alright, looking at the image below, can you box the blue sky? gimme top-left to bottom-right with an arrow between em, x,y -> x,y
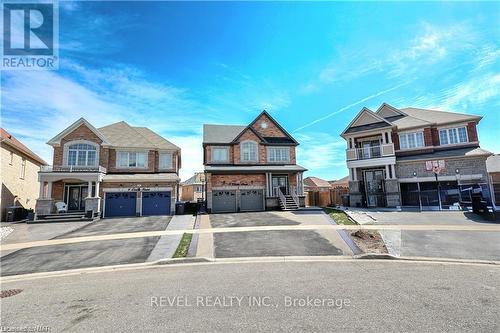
1,1 -> 499,180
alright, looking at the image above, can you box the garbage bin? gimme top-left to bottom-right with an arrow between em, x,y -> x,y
175,201 -> 186,215
5,206 -> 28,222
341,194 -> 350,207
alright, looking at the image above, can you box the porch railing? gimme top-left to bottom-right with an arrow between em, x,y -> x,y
290,186 -> 300,207
346,143 -> 394,161
40,165 -> 107,173
274,186 -> 286,204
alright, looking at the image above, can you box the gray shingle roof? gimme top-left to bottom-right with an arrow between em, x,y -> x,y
98,121 -> 179,150
396,147 -> 492,162
203,124 -> 246,144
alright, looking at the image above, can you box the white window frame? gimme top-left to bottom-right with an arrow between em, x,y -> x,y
438,126 -> 468,146
398,131 -> 425,150
63,140 -> 99,167
210,146 -> 229,163
240,140 -> 258,162
267,147 -> 290,163
20,158 -> 26,179
116,150 -> 148,169
159,152 -> 173,170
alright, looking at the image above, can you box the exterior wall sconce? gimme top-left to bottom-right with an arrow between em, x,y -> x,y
413,171 -> 417,177
455,169 -> 460,174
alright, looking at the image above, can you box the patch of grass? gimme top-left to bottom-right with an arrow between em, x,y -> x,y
323,207 -> 357,225
172,233 -> 193,258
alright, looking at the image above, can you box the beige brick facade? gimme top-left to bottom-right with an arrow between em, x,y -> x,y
1,145 -> 44,221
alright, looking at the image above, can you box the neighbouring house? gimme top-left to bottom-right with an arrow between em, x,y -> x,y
341,103 -> 493,210
304,176 -> 332,192
203,111 -> 306,213
1,129 -> 47,221
181,172 -> 206,202
36,118 -> 181,219
304,176 -> 348,207
329,176 -> 349,189
486,154 -> 500,211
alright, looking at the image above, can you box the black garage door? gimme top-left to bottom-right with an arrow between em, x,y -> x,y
105,192 -> 137,217
240,190 -> 264,212
142,191 -> 171,216
212,190 -> 237,213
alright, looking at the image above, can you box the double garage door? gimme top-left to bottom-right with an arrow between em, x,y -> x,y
212,190 -> 264,213
104,191 -> 171,217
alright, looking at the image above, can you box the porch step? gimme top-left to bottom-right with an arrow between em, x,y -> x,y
279,195 -> 299,211
41,213 -> 87,219
29,217 -> 94,224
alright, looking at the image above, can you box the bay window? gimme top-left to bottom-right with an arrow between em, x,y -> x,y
267,147 -> 290,162
117,151 -> 147,168
399,132 -> 424,149
439,127 -> 468,145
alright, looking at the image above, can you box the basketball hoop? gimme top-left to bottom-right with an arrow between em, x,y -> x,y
432,165 -> 442,175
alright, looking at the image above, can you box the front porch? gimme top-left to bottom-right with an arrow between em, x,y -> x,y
36,165 -> 106,216
348,166 -> 401,208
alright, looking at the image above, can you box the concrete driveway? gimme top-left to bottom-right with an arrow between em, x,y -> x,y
351,210 -> 500,261
0,216 -> 171,276
208,210 -> 353,258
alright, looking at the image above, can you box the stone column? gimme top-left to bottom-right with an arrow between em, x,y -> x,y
87,181 -> 92,198
39,181 -> 45,198
391,164 -> 396,179
385,165 -> 390,179
47,181 -> 53,199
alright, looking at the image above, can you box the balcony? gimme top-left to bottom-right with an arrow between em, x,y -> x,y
40,165 -> 107,173
346,143 -> 394,161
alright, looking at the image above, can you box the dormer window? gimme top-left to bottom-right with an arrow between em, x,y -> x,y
65,141 -> 98,166
240,141 -> 258,162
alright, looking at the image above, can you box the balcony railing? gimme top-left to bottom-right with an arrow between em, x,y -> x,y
40,165 -> 107,173
346,143 -> 394,161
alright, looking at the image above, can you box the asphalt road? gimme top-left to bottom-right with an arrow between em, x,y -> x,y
2,260 -> 498,332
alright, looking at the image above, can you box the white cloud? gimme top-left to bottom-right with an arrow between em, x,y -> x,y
296,132 -> 347,179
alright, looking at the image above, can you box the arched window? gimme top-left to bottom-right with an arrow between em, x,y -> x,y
66,142 -> 98,166
240,141 -> 258,162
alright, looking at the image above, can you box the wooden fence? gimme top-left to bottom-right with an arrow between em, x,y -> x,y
305,188 -> 349,207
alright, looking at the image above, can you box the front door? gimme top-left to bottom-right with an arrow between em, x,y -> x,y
67,185 -> 87,211
364,170 -> 385,207
272,176 -> 288,195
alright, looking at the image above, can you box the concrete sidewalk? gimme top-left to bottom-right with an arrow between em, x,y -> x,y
147,215 -> 195,261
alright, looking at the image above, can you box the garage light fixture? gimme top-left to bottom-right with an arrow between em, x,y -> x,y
413,171 -> 417,177
455,169 -> 460,174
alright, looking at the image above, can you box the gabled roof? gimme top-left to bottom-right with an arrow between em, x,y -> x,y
376,103 -> 407,118
203,110 -> 298,145
231,125 -> 266,144
341,107 -> 393,137
329,176 -> 349,188
47,118 -> 110,147
183,172 -> 206,185
342,104 -> 483,136
1,128 -> 47,165
304,176 -> 332,188
246,110 -> 298,145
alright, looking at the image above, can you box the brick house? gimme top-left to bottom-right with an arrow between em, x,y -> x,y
341,103 -> 493,210
203,111 -> 306,213
180,172 -> 206,202
1,129 -> 47,221
36,118 -> 181,218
